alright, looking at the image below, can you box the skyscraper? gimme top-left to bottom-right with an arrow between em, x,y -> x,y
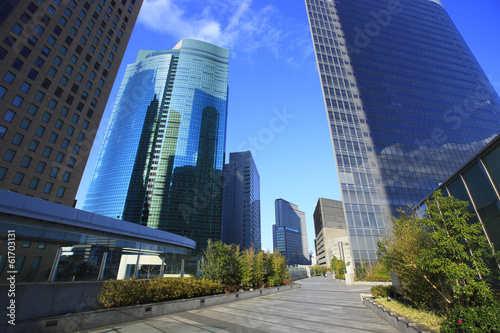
313,198 -> 350,266
273,199 -> 309,265
0,0 -> 143,206
306,0 -> 500,267
222,151 -> 261,250
84,39 -> 229,250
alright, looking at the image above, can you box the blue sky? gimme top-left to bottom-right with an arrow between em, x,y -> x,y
76,0 -> 500,253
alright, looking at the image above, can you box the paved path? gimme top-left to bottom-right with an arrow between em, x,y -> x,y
83,276 -> 397,333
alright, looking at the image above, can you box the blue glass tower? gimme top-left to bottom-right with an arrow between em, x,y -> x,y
84,39 -> 229,250
306,0 -> 500,267
273,199 -> 309,265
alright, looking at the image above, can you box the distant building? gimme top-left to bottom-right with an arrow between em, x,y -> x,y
313,198 -> 351,267
222,151 -> 261,250
306,0 -> 500,268
83,39 -> 229,250
273,199 -> 309,265
0,0 -> 143,206
417,134 -> 500,253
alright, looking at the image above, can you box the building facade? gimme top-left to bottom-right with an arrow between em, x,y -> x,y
222,151 -> 261,250
273,199 -> 309,265
84,39 -> 229,250
313,198 -> 350,267
306,0 -> 500,267
0,0 -> 143,206
417,134 -> 500,254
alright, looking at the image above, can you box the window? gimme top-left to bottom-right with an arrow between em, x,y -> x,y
20,156 -> 31,168
50,167 -> 59,178
3,149 -> 16,162
82,120 -> 89,129
57,186 -> 65,197
75,18 -> 82,27
61,107 -> 69,117
27,69 -> 38,80
48,36 -> 56,45
70,27 -> 77,36
4,71 -> 15,83
48,5 -> 56,15
41,46 -> 50,56
35,125 -> 45,137
70,55 -> 78,64
56,152 -> 64,162
86,81 -> 92,90
34,91 -> 44,102
67,126 -> 74,136
55,119 -> 63,129
62,139 -> 69,149
65,65 -> 73,74
90,71 -> 96,79
81,64 -> 87,72
62,171 -> 70,182
0,86 -> 6,98
43,182 -> 53,194
20,118 -> 31,130
49,132 -> 58,143
36,161 -> 46,173
35,25 -> 44,36
28,35 -> 37,46
48,67 -> 57,77
60,76 -> 68,86
0,125 -> 6,139
28,140 -> 38,151
34,57 -> 44,68
12,58 -> 24,70
77,132 -> 84,141
29,177 -> 39,190
22,241 -> 31,248
73,144 -> 80,154
41,113 -> 51,123
54,56 -> 62,66
59,46 -> 67,55
20,82 -> 30,93
42,79 -> 51,90
59,17 -> 67,26
12,95 -> 23,107
12,173 -> 24,185
80,36 -> 87,45
28,104 -> 38,115
68,157 -> 76,167
12,133 -> 24,145
42,146 -> 52,158
20,46 -> 31,58
3,110 -> 15,122
38,243 -> 45,249
76,74 -> 83,82
30,256 -> 42,274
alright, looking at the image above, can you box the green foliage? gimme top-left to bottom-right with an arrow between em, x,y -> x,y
312,265 -> 326,276
370,285 -> 393,298
99,278 -> 224,308
200,240 -> 291,289
440,301 -> 500,333
330,256 -> 346,279
355,264 -> 368,281
378,191 -> 496,312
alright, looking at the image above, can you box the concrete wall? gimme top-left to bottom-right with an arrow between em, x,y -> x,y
0,281 -> 105,327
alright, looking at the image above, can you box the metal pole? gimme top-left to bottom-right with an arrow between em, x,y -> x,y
180,259 -> 184,278
135,253 -> 140,279
98,252 -> 108,281
160,256 -> 165,277
196,260 -> 200,278
48,247 -> 63,283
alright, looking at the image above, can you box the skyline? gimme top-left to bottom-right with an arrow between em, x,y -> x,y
76,0 -> 500,253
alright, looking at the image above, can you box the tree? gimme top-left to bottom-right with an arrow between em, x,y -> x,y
378,191 -> 495,312
239,247 -> 255,289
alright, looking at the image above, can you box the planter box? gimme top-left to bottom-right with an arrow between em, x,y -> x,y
4,284 -> 297,333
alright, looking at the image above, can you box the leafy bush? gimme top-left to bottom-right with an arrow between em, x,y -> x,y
378,192 -> 496,312
441,302 -> 500,332
99,277 -> 224,308
201,240 -> 291,288
371,285 -> 393,298
330,257 -> 346,279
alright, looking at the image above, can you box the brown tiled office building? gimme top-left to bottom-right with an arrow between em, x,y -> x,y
0,0 -> 143,206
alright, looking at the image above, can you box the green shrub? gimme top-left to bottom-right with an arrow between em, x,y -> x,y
441,302 -> 500,332
371,285 -> 393,298
99,277 -> 224,308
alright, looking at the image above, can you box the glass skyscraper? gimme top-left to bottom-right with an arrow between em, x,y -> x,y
84,39 -> 229,250
306,0 -> 500,267
222,151 -> 261,250
273,199 -> 309,265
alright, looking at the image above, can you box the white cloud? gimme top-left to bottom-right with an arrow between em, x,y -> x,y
137,0 -> 299,59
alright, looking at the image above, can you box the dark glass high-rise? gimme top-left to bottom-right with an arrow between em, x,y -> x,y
305,0 -> 500,267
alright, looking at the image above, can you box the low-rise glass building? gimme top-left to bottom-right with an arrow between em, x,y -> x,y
0,189 -> 195,284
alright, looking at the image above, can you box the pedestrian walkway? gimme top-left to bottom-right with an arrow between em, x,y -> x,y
83,276 -> 398,332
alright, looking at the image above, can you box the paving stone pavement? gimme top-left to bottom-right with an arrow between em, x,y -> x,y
81,276 -> 398,333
